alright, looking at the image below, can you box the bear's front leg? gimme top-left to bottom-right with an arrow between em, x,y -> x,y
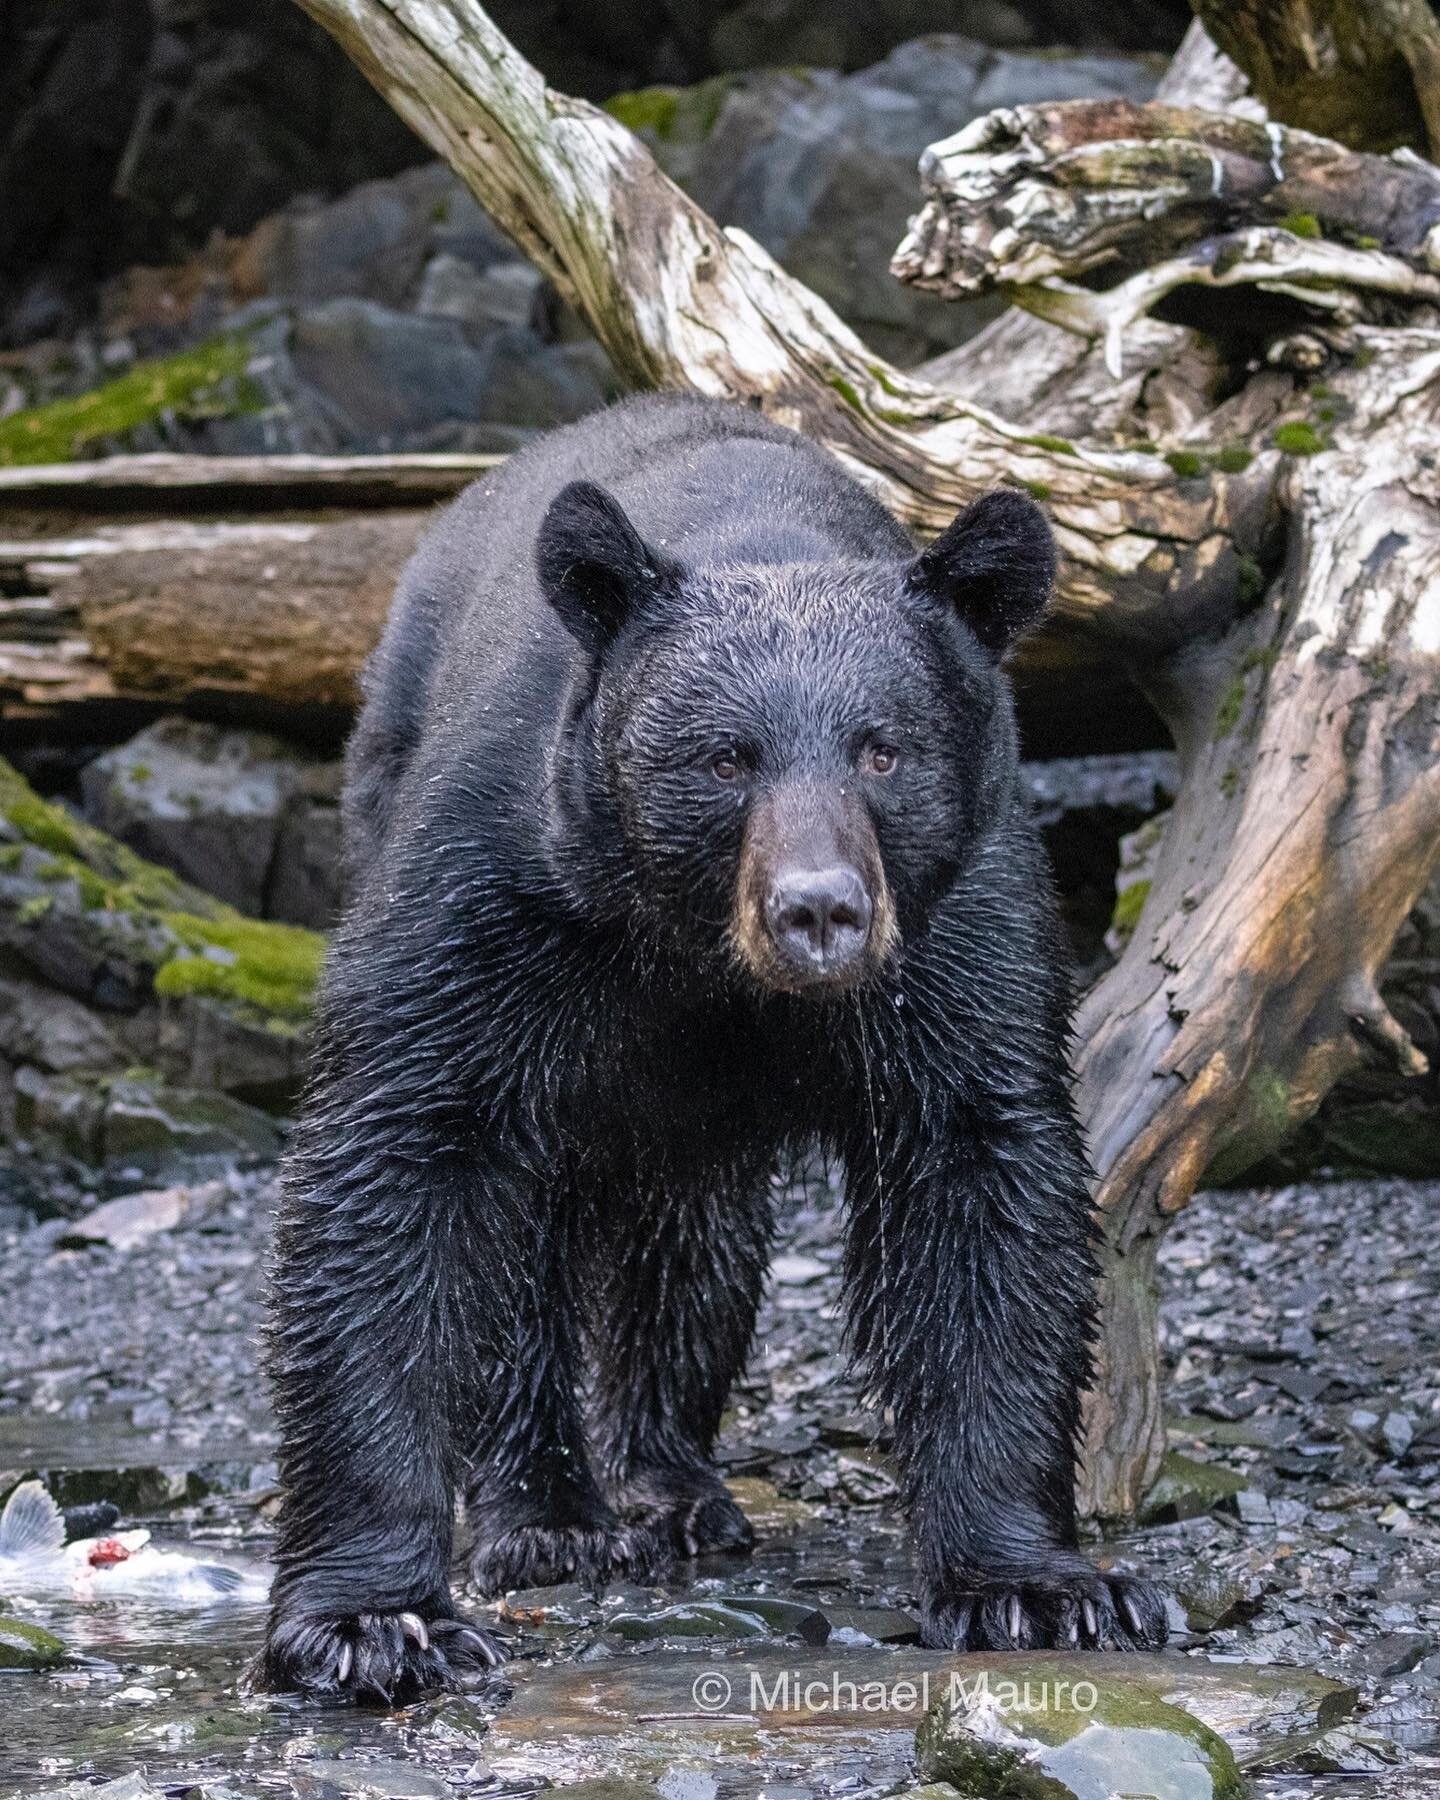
593,1173 -> 774,1559
461,1187 -> 662,1595
260,1121 -> 508,1701
841,1095 -> 1167,1653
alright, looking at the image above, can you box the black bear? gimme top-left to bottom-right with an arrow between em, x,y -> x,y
260,394 -> 1166,1699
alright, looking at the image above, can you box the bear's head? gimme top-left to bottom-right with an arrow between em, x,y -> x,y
538,479 -> 1054,997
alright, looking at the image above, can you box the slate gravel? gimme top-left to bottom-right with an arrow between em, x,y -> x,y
1,1165 -> 1437,1792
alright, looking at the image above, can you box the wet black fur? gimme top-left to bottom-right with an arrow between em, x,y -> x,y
260,394 -> 1166,1700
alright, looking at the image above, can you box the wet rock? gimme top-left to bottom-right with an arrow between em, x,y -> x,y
1359,1633 -> 1434,1679
1231,1488 -> 1275,1526
488,1651 -> 1357,1787
80,719 -> 328,920
0,1613 -> 66,1669
1140,1450 -> 1246,1524
265,761 -> 345,931
1383,1411 -> 1417,1460
819,1602 -> 920,1645
606,1594 -> 827,1644
30,1780 -> 163,1800
54,1177 -> 231,1250
303,1761 -> 454,1798
916,1676 -> 1245,1798
1,757 -> 317,1159
14,1068 -> 282,1176
771,1252 -> 829,1285
554,1784 -> 664,1800
1176,1569 -> 1264,1635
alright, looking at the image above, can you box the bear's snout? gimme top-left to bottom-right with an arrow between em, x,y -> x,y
731,781 -> 896,994
764,864 -> 872,985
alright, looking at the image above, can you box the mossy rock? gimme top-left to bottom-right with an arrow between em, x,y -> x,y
0,1615 -> 66,1670
1141,1449 -> 1246,1524
917,1672 -> 1245,1799
1,758 -> 323,1031
0,335 -> 262,466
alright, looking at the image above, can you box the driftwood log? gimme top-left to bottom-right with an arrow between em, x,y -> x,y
0,456 -> 497,726
8,0 -> 1436,1516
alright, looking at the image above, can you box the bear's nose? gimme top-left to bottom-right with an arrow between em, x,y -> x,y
765,866 -> 873,981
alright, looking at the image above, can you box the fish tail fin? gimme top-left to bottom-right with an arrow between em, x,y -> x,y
195,1564 -> 246,1594
0,1480 -> 66,1559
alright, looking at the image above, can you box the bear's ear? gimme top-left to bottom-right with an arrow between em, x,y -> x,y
536,480 -> 674,657
905,490 -> 1055,658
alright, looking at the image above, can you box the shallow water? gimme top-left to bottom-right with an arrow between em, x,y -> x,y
4,1174 -> 1440,1796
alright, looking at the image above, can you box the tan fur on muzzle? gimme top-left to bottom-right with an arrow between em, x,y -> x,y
729,782 -> 897,992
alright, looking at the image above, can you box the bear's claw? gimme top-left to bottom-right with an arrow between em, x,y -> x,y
258,1607 -> 509,1702
923,1567 -> 1167,1653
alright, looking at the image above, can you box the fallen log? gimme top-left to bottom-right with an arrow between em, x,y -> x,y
0,512 -> 422,726
0,450 -> 499,514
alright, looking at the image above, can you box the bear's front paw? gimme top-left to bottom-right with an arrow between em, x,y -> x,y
469,1519 -> 663,1596
923,1564 -> 1167,1652
628,1489 -> 756,1558
258,1606 -> 508,1702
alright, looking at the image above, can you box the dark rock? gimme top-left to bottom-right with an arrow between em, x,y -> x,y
1358,1633 -> 1434,1680
628,38 -> 1161,363
81,719 -> 321,919
1141,1451 -> 1246,1525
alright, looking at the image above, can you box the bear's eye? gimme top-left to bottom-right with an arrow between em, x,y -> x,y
866,744 -> 901,776
710,752 -> 741,783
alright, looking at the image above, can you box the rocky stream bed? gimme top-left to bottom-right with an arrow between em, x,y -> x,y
0,1163 -> 1437,1798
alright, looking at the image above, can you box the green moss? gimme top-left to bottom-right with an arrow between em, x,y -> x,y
1219,767 -> 1239,798
1204,1065 -> 1294,1185
1019,432 -> 1075,454
1109,879 -> 1151,941
1213,675 -> 1247,739
2,760 -> 199,915
1164,449 -> 1206,479
1353,346 -> 1376,369
127,763 -> 152,784
1021,480 -> 1052,500
1213,445 -> 1253,473
0,758 -> 322,1028
1213,648 -> 1277,742
1273,420 -> 1327,455
16,894 -> 52,925
1353,233 -> 1381,250
604,74 -> 735,144
1309,383 -> 1333,400
1236,552 -> 1265,604
1277,210 -> 1322,239
604,84 -> 680,138
826,375 -> 864,412
155,915 -> 323,1026
0,335 -> 260,466
4,791 -> 82,857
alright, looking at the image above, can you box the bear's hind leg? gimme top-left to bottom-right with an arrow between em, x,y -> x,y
462,1199 -> 661,1596
594,1174 -> 773,1560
